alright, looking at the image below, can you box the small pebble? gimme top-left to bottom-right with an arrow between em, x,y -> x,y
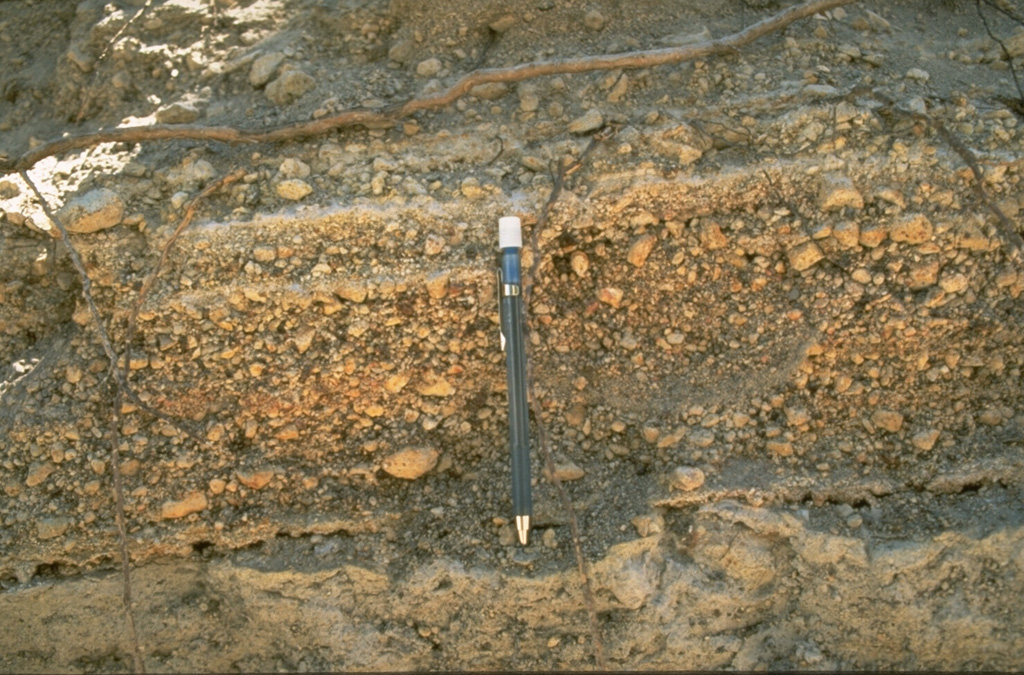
469,82 -> 509,100
565,403 -> 587,428
336,280 -> 367,303
518,85 -> 540,113
939,273 -> 969,294
236,469 -> 275,490
57,188 -> 125,234
875,187 -> 906,209
911,429 -> 940,451
155,102 -> 201,124
425,234 -> 446,256
276,179 -> 312,200
631,514 -> 664,537
906,68 -> 930,83
265,69 -> 315,105
627,235 -> 657,267
699,221 -> 728,250
252,245 -> 276,262
803,83 -> 839,98
818,174 -> 864,211
36,517 -> 72,540
384,373 -> 410,394
607,74 -> 628,103
550,461 -> 585,481
766,440 -> 794,456
833,221 -> 860,248
512,549 -> 537,565
871,410 -> 904,433
425,272 -> 449,299
417,376 -> 454,397
166,158 -> 216,191
568,109 -> 604,134
865,10 -> 891,31
170,191 -> 190,211
293,326 -> 316,354
785,407 -> 811,427
906,261 -> 939,289
890,214 -> 933,244
978,409 -> 1004,426
276,424 -> 299,441
278,158 -> 311,179
788,242 -> 824,272
382,446 -> 439,480
387,40 -> 415,64
670,466 -> 705,492
25,462 -> 56,487
460,177 -> 487,200
161,492 -> 208,520
598,287 -> 623,308
65,365 -> 83,384
489,15 -> 517,33
583,10 -> 605,31
570,250 -> 589,277
688,430 -> 715,448
859,224 -> 888,248
656,427 -> 686,449
249,51 -> 286,86
900,91 -> 928,112
416,58 -> 442,78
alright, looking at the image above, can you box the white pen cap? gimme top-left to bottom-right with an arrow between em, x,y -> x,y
499,216 -> 522,249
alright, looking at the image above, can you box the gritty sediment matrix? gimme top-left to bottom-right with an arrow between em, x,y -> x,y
1,0 -> 1023,670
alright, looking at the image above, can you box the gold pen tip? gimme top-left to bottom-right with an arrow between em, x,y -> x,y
516,515 -> 531,546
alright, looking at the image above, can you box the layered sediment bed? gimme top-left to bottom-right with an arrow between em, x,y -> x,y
2,0 -> 1024,669
3,501 -> 1023,671
3,144 -> 1024,669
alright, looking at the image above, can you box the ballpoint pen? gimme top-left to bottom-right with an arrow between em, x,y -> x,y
497,216 -> 532,546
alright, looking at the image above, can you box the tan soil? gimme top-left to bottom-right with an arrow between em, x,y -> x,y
1,0 -> 1024,670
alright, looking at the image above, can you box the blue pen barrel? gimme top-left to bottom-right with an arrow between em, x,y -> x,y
500,246 -> 521,285
500,246 -> 532,531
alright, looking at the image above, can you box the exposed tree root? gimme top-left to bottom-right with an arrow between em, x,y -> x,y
0,0 -> 854,176
18,169 -> 241,675
523,126 -> 616,669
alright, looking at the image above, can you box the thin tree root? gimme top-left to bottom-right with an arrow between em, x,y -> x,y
0,0 -> 854,176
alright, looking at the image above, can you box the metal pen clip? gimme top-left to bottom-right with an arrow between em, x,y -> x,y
496,268 -> 507,352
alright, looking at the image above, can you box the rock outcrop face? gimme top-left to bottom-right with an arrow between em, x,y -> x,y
1,0 -> 1024,670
